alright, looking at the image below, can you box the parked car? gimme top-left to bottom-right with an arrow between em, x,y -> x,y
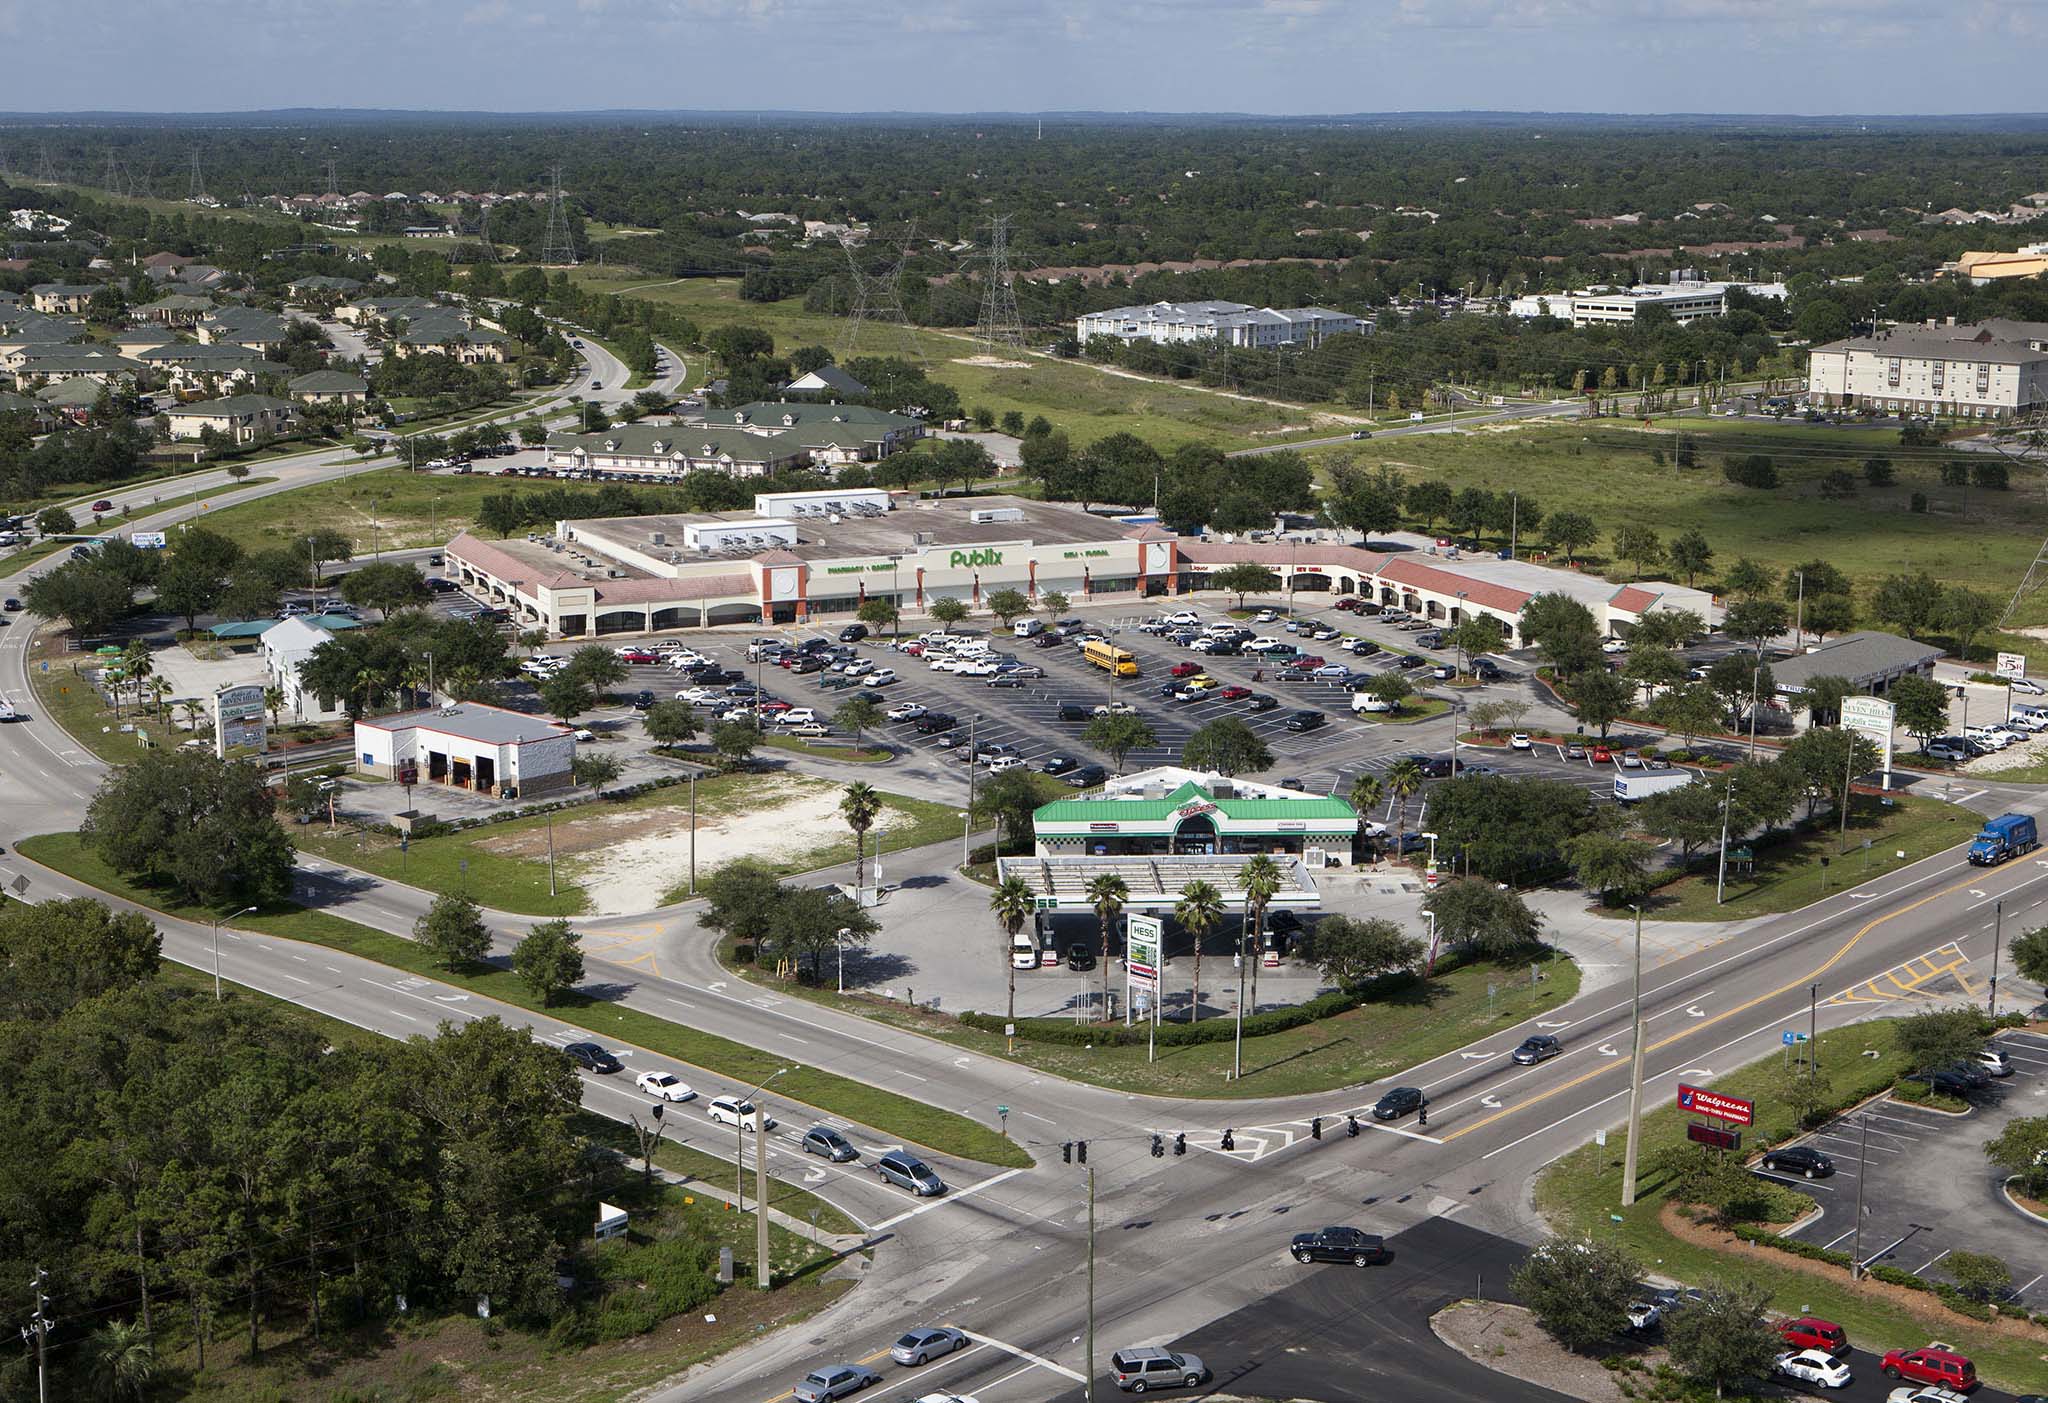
1509,732 -> 1533,750
1064,764 -> 1107,787
563,1042 -> 622,1074
1247,693 -> 1279,712
1110,1347 -> 1208,1394
1289,1225 -> 1389,1266
1284,709 -> 1327,732
801,1126 -> 858,1162
1977,1046 -> 2014,1077
1511,1034 -> 1561,1065
1879,1347 -> 1975,1391
634,1071 -> 695,1102
1067,943 -> 1097,970
1778,1317 -> 1849,1355
1775,1350 -> 1854,1389
1760,1145 -> 1835,1179
791,1363 -> 882,1402
887,702 -> 928,722
1041,755 -> 1079,775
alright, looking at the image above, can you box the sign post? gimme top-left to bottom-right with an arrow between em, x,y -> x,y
1998,652 -> 2028,721
212,682 -> 268,760
1126,913 -> 1163,1063
1677,1082 -> 1752,1151
1840,695 -> 1896,791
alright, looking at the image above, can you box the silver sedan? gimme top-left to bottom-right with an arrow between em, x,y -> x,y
891,1325 -> 969,1366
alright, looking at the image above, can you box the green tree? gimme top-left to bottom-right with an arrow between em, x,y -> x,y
856,596 -> 900,638
1636,780 -> 1726,862
1664,1279 -> 1780,1398
642,698 -> 698,748
1721,557 -> 1778,600
1986,1115 -> 2048,1196
1947,1251 -> 2012,1303
1303,914 -> 1421,987
834,694 -> 883,748
1631,608 -> 1707,652
1446,615 -> 1504,674
1405,479 -> 1453,529
86,1319 -> 159,1403
1385,758 -> 1424,858
1181,716 -> 1273,776
1722,598 -> 1789,653
1174,878 -> 1224,1022
339,560 -> 430,616
1869,570 -> 1944,640
25,557 -> 139,638
1667,527 -> 1714,586
929,596 -> 969,631
80,750 -> 294,907
989,875 -> 1036,1031
1566,828 -> 1653,906
511,917 -> 584,1006
2009,927 -> 2048,986
1085,872 -> 1129,1008
698,859 -> 786,950
565,643 -> 628,692
710,719 -> 759,771
1941,586 -> 2000,662
840,782 -> 883,898
1082,711 -> 1157,774
1508,1237 -> 1642,1353
985,587 -> 1031,631
300,527 -> 355,588
1210,561 -> 1281,609
1365,670 -> 1413,714
570,751 -> 623,797
1347,773 -> 1384,822
1802,592 -> 1857,643
1039,589 -> 1071,620
1541,510 -> 1597,565
972,768 -> 1058,854
35,505 -> 76,536
1422,878 -> 1544,965
1864,456 -> 1895,487
1240,853 -> 1283,1011
1570,668 -> 1631,739
1889,672 -> 1951,750
1894,1007 -> 1986,1074
413,890 -> 490,971
1519,592 -> 1602,677
0,896 -> 160,1023
1610,524 -> 1664,579
1706,653 -> 1773,731
538,671 -> 595,724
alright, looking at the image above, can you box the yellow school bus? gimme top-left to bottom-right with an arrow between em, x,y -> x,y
1083,639 -> 1139,677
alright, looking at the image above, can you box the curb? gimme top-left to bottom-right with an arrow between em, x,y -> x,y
1999,1177 -> 2048,1229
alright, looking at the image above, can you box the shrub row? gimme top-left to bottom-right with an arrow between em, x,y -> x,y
1732,1226 -> 2031,1326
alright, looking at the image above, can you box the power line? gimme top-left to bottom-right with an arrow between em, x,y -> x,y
19,1266 -> 51,1403
186,147 -> 206,204
841,222 -> 922,364
974,214 -> 1025,353
539,166 -> 577,267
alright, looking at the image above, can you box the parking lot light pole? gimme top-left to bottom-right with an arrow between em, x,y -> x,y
1849,1113 -> 1871,1276
212,905 -> 259,1001
837,925 -> 850,995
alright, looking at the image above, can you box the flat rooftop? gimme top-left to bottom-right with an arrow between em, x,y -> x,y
359,701 -> 569,746
1372,532 -> 1697,612
571,494 -> 1139,564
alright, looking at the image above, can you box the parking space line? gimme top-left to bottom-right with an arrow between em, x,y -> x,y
1915,1247 -> 1952,1274
1820,1227 -> 1858,1250
1753,1169 -> 1836,1191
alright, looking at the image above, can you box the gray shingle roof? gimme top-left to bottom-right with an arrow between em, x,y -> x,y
1771,630 -> 1943,692
359,702 -> 570,746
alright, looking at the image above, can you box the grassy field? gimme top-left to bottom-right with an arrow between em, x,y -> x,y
566,271 -> 1353,453
1324,419 -> 2048,630
18,830 -> 1028,1167
27,633 -> 188,763
297,770 -> 961,915
1535,1019 -> 2048,1393
1644,794 -> 1979,921
183,464 -> 606,555
748,949 -> 1580,1099
759,733 -> 892,763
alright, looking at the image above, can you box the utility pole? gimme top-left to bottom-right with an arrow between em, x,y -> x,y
1990,898 -> 2004,1019
19,1266 -> 50,1403
1793,568 -> 1806,650
688,774 -> 697,894
755,1115 -> 771,1290
1809,983 -> 1820,1072
1838,733 -> 1856,853
1715,779 -> 1733,905
1849,1114 -> 1870,1277
1621,906 -> 1647,1207
1085,1166 -> 1097,1403
546,809 -> 557,897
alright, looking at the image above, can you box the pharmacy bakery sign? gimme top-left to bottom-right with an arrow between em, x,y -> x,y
949,548 -> 1004,569
1675,1084 -> 1753,1126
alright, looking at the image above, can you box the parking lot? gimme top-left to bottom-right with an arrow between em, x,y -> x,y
1772,1031 -> 2048,1306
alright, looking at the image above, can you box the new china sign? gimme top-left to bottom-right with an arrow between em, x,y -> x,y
1675,1084 -> 1753,1126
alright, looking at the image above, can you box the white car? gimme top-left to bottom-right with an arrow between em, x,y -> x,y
676,686 -> 720,704
1509,732 -> 1532,750
1625,1301 -> 1660,1332
840,660 -> 873,677
2012,677 -> 2047,696
987,755 -> 1024,773
705,1095 -> 774,1130
863,670 -> 900,688
1247,636 -> 1285,653
635,1071 -> 696,1102
1011,933 -> 1038,970
573,727 -> 597,742
887,702 -> 928,721
1885,1385 -> 1966,1403
1602,638 -> 1627,654
1254,609 -> 1280,623
788,721 -> 831,737
929,656 -> 965,672
1775,1350 -> 1852,1389
1163,610 -> 1199,626
913,1394 -> 982,1403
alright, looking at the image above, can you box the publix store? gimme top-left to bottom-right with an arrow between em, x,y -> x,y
1031,769 -> 1360,860
446,488 -> 1182,635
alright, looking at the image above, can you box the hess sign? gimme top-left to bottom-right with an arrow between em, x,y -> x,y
1675,1083 -> 1753,1126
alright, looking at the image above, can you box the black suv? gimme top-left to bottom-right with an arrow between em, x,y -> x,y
838,623 -> 868,642
914,712 -> 959,734
1290,1226 -> 1390,1267
1284,709 -> 1327,732
1057,701 -> 1092,722
1409,754 -> 1454,779
1246,693 -> 1279,712
563,1042 -> 622,1074
1064,763 -> 1107,787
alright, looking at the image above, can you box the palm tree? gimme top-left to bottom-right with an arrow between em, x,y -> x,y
178,698 -> 205,735
990,875 -> 1036,1034
148,675 -> 170,718
1084,872 -> 1129,1015
1385,758 -> 1425,864
1239,854 -> 1283,1014
1347,774 -> 1384,860
120,640 -> 153,715
1174,879 -> 1224,1022
88,1319 -> 157,1403
840,782 -> 882,904
262,683 -> 285,726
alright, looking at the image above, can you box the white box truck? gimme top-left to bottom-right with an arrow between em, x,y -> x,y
1613,770 -> 1695,803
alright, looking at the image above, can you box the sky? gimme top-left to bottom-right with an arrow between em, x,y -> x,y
2,0 -> 2046,116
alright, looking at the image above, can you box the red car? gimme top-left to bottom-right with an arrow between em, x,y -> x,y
1880,1348 -> 1974,1391
1778,1318 -> 1847,1355
1219,685 -> 1252,701
756,699 -> 793,714
1287,655 -> 1325,671
91,499 -> 112,512
1334,598 -> 1364,613
1590,745 -> 1613,764
617,648 -> 656,664
1169,661 -> 1202,678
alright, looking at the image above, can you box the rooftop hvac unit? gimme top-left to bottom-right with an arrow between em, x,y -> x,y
606,569 -> 622,578
651,531 -> 665,545
828,513 -> 842,524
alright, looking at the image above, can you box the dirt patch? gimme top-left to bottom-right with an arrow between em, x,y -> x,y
475,775 -> 913,916
950,355 -> 1032,369
1656,1202 -> 2048,1344
1432,1298 -> 1629,1403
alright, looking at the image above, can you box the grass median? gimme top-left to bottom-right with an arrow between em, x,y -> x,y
1535,1019 -> 2048,1392
18,830 -> 1030,1169
1643,794 -> 1979,921
732,942 -> 1580,1099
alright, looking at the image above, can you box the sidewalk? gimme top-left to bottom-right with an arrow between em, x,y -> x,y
1523,886 -> 1759,995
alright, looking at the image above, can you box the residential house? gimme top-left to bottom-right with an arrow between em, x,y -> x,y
386,314 -> 508,363
334,295 -> 441,327
29,283 -> 97,315
288,369 -> 369,406
710,401 -> 922,461
132,293 -> 213,327
1075,299 -> 1363,349
1,347 -> 140,389
198,308 -> 293,352
543,424 -> 814,479
164,393 -> 296,444
784,365 -> 869,398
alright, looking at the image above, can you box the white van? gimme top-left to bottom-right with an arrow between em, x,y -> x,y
1351,692 -> 1392,715
1014,619 -> 1046,638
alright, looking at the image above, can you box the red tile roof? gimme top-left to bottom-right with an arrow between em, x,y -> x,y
1175,540 -> 1390,573
1376,557 -> 1532,614
1609,585 -> 1660,613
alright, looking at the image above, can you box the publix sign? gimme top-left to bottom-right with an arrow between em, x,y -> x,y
949,548 -> 1004,568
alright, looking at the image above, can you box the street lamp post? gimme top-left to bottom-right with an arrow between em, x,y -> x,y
837,925 -> 850,995
1715,779 -> 1734,905
1990,898 -> 2004,1020
1621,905 -> 1646,1207
733,1067 -> 789,1290
212,905 -> 259,1001
959,810 -> 971,868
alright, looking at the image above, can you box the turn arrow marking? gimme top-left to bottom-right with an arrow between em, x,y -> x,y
1598,1044 -> 1619,1057
1460,1051 -> 1495,1061
1480,1095 -> 1502,1108
1970,890 -> 1988,899
1536,1020 -> 1572,1029
1686,1006 -> 1706,1017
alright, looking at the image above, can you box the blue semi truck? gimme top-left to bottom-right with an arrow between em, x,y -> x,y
1968,812 -> 2039,866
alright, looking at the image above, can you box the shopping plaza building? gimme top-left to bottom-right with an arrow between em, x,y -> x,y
445,487 -> 1715,639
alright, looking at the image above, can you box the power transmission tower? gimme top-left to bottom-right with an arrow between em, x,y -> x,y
103,150 -> 123,196
975,213 -> 1025,353
325,157 -> 338,196
539,166 -> 577,267
476,201 -> 499,262
35,143 -> 57,186
1994,416 -> 2048,625
19,1266 -> 51,1403
187,148 -> 206,202
840,223 -> 922,363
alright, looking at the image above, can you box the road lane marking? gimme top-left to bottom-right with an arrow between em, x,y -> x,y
865,1167 -> 1027,1232
957,1328 -> 1087,1382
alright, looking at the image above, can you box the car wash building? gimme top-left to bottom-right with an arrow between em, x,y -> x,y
353,702 -> 575,798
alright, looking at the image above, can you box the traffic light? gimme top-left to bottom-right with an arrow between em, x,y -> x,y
650,1103 -> 663,1121
1062,1140 -> 1073,1164
1311,1116 -> 1322,1140
1221,1128 -> 1235,1152
1077,1140 -> 1088,1164
1174,1133 -> 1186,1156
1347,1114 -> 1359,1138
1151,1134 -> 1163,1158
